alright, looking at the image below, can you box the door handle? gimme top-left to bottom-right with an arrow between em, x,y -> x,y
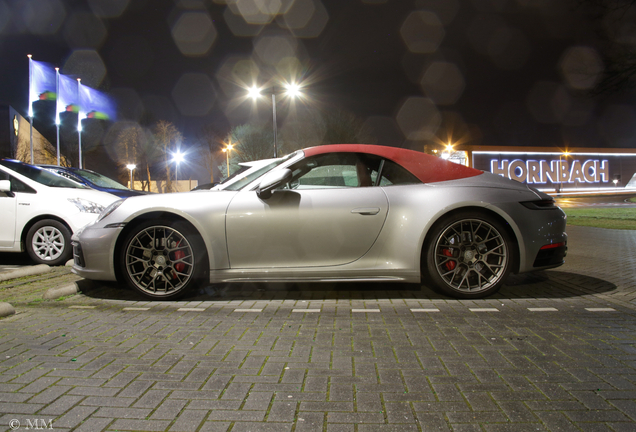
351,207 -> 380,215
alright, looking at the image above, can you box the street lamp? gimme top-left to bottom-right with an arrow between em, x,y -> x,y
126,164 -> 136,190
172,151 -> 184,192
247,81 -> 304,158
222,143 -> 234,177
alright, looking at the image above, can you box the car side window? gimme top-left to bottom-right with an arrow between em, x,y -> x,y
378,159 -> 421,186
11,176 -> 36,194
287,153 -> 382,189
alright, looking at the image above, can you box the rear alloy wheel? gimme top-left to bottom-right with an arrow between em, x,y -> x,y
121,220 -> 201,300
26,220 -> 72,266
426,213 -> 512,298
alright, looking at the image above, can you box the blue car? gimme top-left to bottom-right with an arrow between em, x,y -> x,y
39,165 -> 147,198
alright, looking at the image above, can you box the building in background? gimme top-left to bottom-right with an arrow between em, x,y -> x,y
1,105 -> 59,164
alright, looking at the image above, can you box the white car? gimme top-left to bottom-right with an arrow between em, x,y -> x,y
0,159 -> 119,266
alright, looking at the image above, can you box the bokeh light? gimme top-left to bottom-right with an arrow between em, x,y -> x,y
171,11 -> 217,56
278,0 -> 328,38
19,0 -> 66,35
253,34 -> 299,66
420,61 -> 465,105
87,0 -> 130,18
215,56 -> 260,98
559,46 -> 604,90
396,97 -> 441,141
400,11 -> 444,54
171,73 -> 216,116
466,14 -> 530,70
62,49 -> 107,88
223,6 -> 264,37
63,12 -> 107,49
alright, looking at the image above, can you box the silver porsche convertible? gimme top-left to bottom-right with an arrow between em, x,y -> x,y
71,144 -> 567,299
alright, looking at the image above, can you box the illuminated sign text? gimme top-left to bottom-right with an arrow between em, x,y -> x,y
490,159 -> 609,184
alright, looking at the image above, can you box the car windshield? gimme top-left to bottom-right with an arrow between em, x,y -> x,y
73,169 -> 128,190
221,153 -> 298,191
0,160 -> 87,189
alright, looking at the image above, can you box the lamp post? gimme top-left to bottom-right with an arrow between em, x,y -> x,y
173,151 -> 184,192
222,143 -> 234,177
126,164 -> 136,190
248,82 -> 303,158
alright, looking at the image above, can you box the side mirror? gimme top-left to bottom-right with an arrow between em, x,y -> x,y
0,180 -> 10,193
256,169 -> 292,199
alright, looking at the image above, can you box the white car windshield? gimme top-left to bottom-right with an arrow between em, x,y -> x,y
0,160 -> 88,189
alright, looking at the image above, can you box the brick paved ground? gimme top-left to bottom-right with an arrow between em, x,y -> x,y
1,225 -> 635,431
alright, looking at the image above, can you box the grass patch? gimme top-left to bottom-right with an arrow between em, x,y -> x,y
564,208 -> 636,230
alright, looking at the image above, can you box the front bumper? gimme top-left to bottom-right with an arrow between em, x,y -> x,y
70,225 -> 122,281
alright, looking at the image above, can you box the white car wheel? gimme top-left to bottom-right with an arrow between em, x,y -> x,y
26,220 -> 72,266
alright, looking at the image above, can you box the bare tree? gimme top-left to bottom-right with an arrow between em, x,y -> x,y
153,120 -> 183,192
577,0 -> 636,93
197,123 -> 226,183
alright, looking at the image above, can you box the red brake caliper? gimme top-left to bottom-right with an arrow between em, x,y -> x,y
442,249 -> 456,271
173,241 -> 186,273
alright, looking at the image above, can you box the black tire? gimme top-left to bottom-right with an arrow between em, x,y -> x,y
26,219 -> 72,266
424,211 -> 513,299
120,219 -> 206,300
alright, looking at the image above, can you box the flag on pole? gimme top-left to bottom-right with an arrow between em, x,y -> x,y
78,84 -> 116,121
28,59 -> 56,117
57,73 -> 80,119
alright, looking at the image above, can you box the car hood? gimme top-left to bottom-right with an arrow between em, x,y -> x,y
49,187 -> 120,206
116,189 -> 238,216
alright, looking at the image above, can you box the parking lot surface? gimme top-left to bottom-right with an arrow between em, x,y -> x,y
1,225 -> 635,431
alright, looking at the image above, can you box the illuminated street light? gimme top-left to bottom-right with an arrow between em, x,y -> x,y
247,81 -> 304,158
172,151 -> 184,192
222,142 -> 234,177
126,164 -> 136,190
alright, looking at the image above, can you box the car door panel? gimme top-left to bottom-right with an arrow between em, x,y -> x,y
225,188 -> 388,268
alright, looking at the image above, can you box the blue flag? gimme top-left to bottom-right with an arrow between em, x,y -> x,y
79,83 -> 116,121
58,74 -> 79,115
29,60 -> 56,117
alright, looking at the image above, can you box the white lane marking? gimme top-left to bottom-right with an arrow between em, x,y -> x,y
292,309 -> 321,313
411,308 -> 440,312
585,308 -> 616,312
233,309 -> 263,312
351,309 -> 380,313
469,308 -> 500,312
68,306 -> 96,309
178,308 -> 205,312
528,307 -> 558,312
122,307 -> 150,311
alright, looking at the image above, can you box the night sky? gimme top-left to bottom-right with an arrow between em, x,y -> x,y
2,0 -> 636,180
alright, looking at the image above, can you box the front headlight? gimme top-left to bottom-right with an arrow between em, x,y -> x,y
68,198 -> 105,214
96,199 -> 125,222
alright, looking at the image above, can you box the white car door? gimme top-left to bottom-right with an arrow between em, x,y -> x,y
0,174 -> 17,248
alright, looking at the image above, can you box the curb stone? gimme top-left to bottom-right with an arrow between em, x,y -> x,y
0,302 -> 16,317
43,283 -> 79,300
0,264 -> 51,283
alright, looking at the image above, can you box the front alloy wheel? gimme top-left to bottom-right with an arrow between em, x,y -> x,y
122,221 -> 198,299
26,219 -> 72,266
426,215 -> 511,298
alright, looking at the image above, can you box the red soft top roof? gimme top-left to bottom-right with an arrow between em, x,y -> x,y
302,144 -> 482,184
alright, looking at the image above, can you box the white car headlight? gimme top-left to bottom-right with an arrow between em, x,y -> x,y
96,198 -> 125,222
68,198 -> 105,214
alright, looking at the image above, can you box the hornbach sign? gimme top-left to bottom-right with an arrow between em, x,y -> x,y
471,151 -> 636,191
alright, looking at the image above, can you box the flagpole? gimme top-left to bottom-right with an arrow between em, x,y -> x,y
28,54 -> 33,164
77,78 -> 82,169
55,68 -> 60,166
